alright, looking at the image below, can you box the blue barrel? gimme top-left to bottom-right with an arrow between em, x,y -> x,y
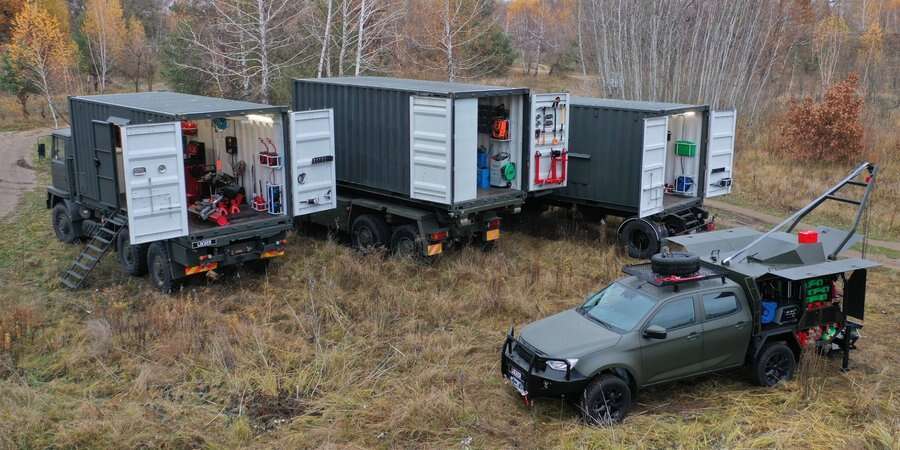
478,168 -> 491,189
477,151 -> 489,169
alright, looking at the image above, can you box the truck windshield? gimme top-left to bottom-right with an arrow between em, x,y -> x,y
578,283 -> 657,331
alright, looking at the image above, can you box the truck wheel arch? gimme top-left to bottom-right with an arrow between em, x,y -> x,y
593,366 -> 638,396
750,332 -> 802,364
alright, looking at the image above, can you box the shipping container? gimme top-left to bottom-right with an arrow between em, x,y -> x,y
48,92 -> 337,291
292,77 -> 571,255
540,97 -> 736,258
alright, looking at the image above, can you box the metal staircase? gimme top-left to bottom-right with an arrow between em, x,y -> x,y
60,213 -> 127,289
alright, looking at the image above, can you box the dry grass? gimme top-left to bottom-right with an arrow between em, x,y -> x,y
728,105 -> 900,242
0,154 -> 898,449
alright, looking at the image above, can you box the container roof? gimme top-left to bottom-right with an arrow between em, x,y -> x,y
297,76 -> 529,96
71,92 -> 285,118
571,96 -> 704,113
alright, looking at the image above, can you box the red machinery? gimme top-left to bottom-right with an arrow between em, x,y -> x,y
534,149 -> 568,185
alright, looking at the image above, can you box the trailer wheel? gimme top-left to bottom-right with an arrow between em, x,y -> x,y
618,219 -> 664,259
351,214 -> 390,252
116,229 -> 148,276
579,374 -> 632,425
52,203 -> 78,243
752,342 -> 796,387
390,224 -> 421,258
147,242 -> 179,294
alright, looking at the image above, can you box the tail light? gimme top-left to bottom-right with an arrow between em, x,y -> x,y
430,230 -> 448,242
487,218 -> 501,230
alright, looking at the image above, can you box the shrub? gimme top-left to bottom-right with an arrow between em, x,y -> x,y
779,74 -> 864,162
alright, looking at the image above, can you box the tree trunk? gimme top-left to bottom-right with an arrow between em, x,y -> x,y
318,0 -> 335,78
17,92 -> 30,118
354,0 -> 367,76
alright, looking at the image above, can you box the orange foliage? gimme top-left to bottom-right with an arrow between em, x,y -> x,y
779,74 -> 864,163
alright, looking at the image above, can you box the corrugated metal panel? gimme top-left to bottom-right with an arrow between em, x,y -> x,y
72,92 -> 285,118
297,76 -> 528,97
69,97 -> 173,205
556,100 -> 709,214
294,79 -> 413,196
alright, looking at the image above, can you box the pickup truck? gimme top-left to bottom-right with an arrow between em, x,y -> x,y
500,162 -> 879,424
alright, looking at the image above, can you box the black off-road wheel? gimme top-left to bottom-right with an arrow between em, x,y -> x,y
117,229 -> 148,276
618,219 -> 664,259
390,224 -> 421,258
147,242 -> 179,294
351,214 -> 390,253
579,374 -> 632,425
650,251 -> 700,276
753,342 -> 796,387
52,203 -> 78,243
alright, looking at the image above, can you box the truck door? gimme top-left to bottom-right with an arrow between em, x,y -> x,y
704,110 -> 736,198
121,122 -> 189,245
640,296 -> 704,385
639,116 -> 668,218
289,109 -> 337,216
528,93 -> 570,192
698,290 -> 751,371
92,121 -> 120,208
410,96 -> 452,204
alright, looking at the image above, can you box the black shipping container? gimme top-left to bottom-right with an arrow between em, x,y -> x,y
293,77 -> 572,211
553,97 -> 736,219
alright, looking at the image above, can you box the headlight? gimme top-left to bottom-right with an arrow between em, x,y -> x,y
546,359 -> 578,371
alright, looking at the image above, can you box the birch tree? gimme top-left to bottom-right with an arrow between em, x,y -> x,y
7,3 -> 74,127
316,0 -> 334,77
82,0 -> 127,93
175,0 -> 310,102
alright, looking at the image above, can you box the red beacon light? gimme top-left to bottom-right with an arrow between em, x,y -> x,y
798,230 -> 818,244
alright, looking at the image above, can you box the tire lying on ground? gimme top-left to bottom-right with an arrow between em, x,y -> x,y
651,251 -> 700,276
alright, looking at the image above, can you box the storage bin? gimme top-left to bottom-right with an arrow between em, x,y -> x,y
675,176 -> 694,193
761,301 -> 778,324
675,140 -> 696,157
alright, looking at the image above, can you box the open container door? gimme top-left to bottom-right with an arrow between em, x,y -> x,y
528,92 -> 570,192
289,109 -> 337,216
121,122 -> 189,244
705,110 -> 736,198
410,96 -> 452,204
92,121 -> 120,208
639,116 -> 668,218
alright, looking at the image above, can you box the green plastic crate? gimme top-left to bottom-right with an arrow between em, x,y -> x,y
675,140 -> 696,157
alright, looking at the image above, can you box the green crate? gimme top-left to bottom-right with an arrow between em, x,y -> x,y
675,140 -> 696,157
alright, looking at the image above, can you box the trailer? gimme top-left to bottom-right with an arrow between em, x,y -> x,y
47,92 -> 336,292
538,97 -> 736,258
292,77 -> 570,257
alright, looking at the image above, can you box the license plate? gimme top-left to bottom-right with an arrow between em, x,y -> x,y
508,367 -> 522,380
508,369 -> 527,395
192,238 -> 217,249
427,243 -> 443,256
486,229 -> 500,241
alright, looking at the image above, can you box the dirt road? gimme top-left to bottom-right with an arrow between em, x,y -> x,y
0,129 -> 47,221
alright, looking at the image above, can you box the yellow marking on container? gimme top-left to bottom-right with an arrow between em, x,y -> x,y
486,229 -> 500,241
427,243 -> 443,256
261,249 -> 286,259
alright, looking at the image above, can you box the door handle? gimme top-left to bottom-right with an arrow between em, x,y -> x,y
734,321 -> 746,328
93,157 -> 101,167
685,332 -> 699,341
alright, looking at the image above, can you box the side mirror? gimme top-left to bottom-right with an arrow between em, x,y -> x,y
643,325 -> 667,340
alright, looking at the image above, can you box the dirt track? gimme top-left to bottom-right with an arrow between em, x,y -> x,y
0,129 -> 47,221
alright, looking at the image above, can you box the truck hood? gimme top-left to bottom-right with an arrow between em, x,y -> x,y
519,309 -> 621,357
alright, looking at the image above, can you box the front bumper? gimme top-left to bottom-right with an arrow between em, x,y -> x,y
500,333 -> 590,399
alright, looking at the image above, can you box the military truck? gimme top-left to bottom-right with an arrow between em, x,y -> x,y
47,92 -> 337,292
501,163 -> 878,423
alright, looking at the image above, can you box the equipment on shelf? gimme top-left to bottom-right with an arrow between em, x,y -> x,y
266,183 -> 284,215
490,151 -> 515,188
258,137 -> 281,167
675,175 -> 694,194
225,135 -> 238,154
181,120 -> 198,136
492,118 -> 509,140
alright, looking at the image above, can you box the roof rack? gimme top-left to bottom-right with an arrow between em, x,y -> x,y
623,263 -> 726,290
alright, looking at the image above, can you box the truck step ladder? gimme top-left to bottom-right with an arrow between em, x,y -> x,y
60,213 -> 127,289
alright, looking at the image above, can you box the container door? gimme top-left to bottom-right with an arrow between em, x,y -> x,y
289,109 -> 337,216
705,110 -> 736,198
121,122 -> 189,244
528,92 -> 570,192
639,116 -> 668,218
410,96 -> 452,204
92,121 -> 120,208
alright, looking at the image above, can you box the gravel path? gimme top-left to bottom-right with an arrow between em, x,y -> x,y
0,129 -> 48,221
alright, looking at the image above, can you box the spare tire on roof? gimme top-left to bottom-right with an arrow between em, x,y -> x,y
651,251 -> 700,277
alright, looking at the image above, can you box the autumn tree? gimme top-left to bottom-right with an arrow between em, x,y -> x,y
82,0 -> 127,93
0,54 -> 38,118
120,16 -> 150,91
7,3 -> 74,127
0,0 -> 23,43
506,0 -> 573,76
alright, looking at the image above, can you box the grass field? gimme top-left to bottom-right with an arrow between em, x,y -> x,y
0,156 -> 897,449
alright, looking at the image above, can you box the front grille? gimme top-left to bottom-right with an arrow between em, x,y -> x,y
514,339 -> 536,362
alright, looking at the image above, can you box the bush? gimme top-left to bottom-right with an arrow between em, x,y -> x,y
779,74 -> 864,162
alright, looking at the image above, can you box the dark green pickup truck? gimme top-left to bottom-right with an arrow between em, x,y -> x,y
501,163 -> 878,424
